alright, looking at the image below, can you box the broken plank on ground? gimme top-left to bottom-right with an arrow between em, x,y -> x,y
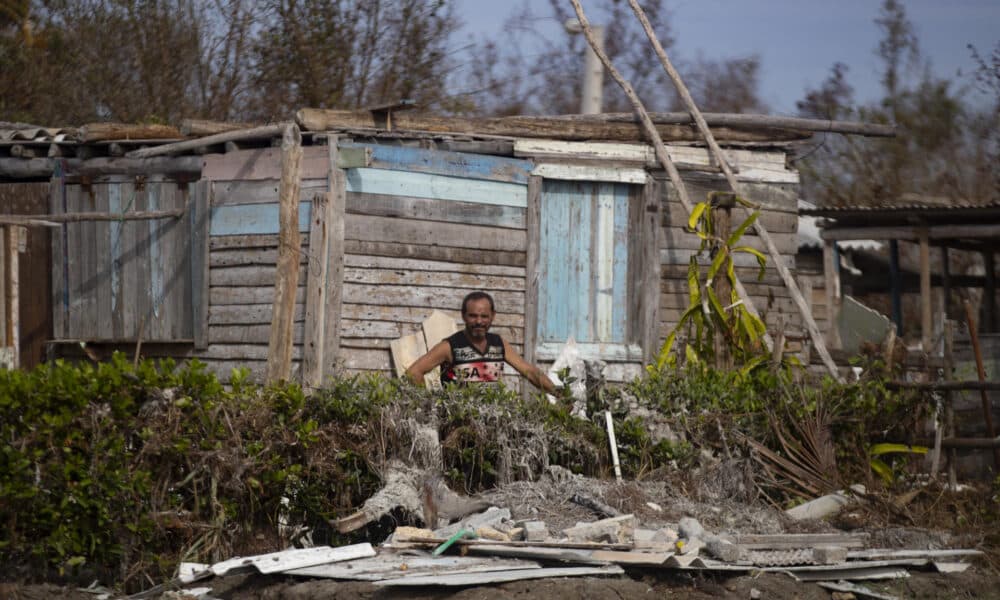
464,544 -> 607,564
846,548 -> 983,561
374,564 -> 625,586
210,543 -> 375,576
786,566 -> 909,582
723,533 -> 868,549
285,553 -> 541,580
817,580 -> 900,600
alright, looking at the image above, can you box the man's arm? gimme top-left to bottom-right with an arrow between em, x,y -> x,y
404,340 -> 452,386
502,338 -> 559,394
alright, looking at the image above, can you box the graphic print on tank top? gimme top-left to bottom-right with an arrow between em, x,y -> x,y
441,331 -> 505,385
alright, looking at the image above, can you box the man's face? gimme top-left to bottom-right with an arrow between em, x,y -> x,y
462,298 -> 494,340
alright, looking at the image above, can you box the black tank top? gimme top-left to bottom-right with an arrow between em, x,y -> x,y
440,331 -> 505,386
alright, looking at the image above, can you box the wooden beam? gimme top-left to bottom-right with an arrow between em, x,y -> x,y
190,182 -> 210,349
887,380 -> 1000,392
180,119 -> 260,136
266,125 -> 304,383
821,224 -> 1000,241
0,206 -> 186,225
77,122 -> 181,142
539,111 -> 896,137
295,109 -> 809,143
127,124 -> 289,159
301,192 -> 331,389
919,230 -> 932,351
323,137 -> 347,378
0,156 -> 202,179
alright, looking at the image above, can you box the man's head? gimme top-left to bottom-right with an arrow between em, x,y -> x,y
461,291 -> 495,341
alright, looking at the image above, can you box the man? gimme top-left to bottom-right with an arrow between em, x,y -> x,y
405,291 -> 559,394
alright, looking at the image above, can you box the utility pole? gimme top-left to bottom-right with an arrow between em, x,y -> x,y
565,19 -> 605,114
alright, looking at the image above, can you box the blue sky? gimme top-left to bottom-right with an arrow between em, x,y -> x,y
453,0 -> 1000,114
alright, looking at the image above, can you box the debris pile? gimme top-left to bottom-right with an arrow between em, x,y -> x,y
152,487 -> 984,599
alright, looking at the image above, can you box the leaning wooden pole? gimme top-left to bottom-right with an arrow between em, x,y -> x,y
567,0 -> 773,354
622,0 -> 842,381
266,124 -> 304,383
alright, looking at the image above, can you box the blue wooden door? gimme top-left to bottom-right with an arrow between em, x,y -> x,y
538,180 -> 630,344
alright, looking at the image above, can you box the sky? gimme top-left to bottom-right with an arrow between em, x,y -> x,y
453,0 -> 1000,114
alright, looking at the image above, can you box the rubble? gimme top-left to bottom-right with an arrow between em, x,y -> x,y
154,495 -> 986,599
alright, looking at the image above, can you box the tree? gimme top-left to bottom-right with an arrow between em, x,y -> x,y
451,0 -> 766,116
795,0 -> 991,209
246,0 -> 461,120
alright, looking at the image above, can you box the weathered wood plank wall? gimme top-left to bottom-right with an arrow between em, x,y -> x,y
49,176 -> 194,343
198,144 -> 531,383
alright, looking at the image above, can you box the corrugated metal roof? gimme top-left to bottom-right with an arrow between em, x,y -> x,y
801,195 -> 1000,215
797,200 -> 882,251
0,126 -> 77,142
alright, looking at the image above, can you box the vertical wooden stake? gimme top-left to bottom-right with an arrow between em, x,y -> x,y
823,240 -> 841,350
711,197 -> 733,370
323,136 -> 347,378
302,192 -> 332,389
266,125 -> 303,383
8,226 -> 19,369
919,230 -> 932,352
944,320 -> 957,488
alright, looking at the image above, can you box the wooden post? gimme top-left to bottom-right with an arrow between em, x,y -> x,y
889,239 -> 903,335
302,192 -> 332,389
919,230 -> 932,351
823,240 -> 841,350
944,320 -> 957,489
984,246 -> 997,333
0,226 -> 6,354
711,195 -> 733,370
266,125 -> 303,383
963,299 -> 1000,470
8,226 -> 20,369
941,246 -> 951,320
323,136 -> 347,377
523,175 -> 541,399
606,0 -> 841,381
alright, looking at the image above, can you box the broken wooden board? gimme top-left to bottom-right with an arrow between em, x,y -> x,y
210,544 -> 375,576
817,580 -> 900,600
723,532 -> 868,549
465,544 -> 606,565
420,309 -> 460,390
846,549 -> 982,561
591,550 -> 674,566
285,553 -> 541,581
786,566 -> 909,582
389,332 -> 426,378
374,564 -> 625,586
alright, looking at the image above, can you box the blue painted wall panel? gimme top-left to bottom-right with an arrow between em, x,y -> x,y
611,183 -> 630,343
210,202 -> 313,236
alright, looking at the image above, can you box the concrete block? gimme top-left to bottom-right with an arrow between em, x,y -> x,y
523,520 -> 549,542
563,514 -> 636,544
812,545 -> 849,565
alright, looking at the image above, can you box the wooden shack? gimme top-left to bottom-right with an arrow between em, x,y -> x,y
0,112 -> 820,387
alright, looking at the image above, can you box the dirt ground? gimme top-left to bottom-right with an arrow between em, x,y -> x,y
4,568 -> 999,600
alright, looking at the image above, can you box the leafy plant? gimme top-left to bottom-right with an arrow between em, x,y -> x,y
656,193 -> 769,374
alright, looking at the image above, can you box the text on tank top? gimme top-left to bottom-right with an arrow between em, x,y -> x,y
441,331 -> 505,385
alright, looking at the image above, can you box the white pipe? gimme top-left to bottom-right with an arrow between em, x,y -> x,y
605,410 -> 622,482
